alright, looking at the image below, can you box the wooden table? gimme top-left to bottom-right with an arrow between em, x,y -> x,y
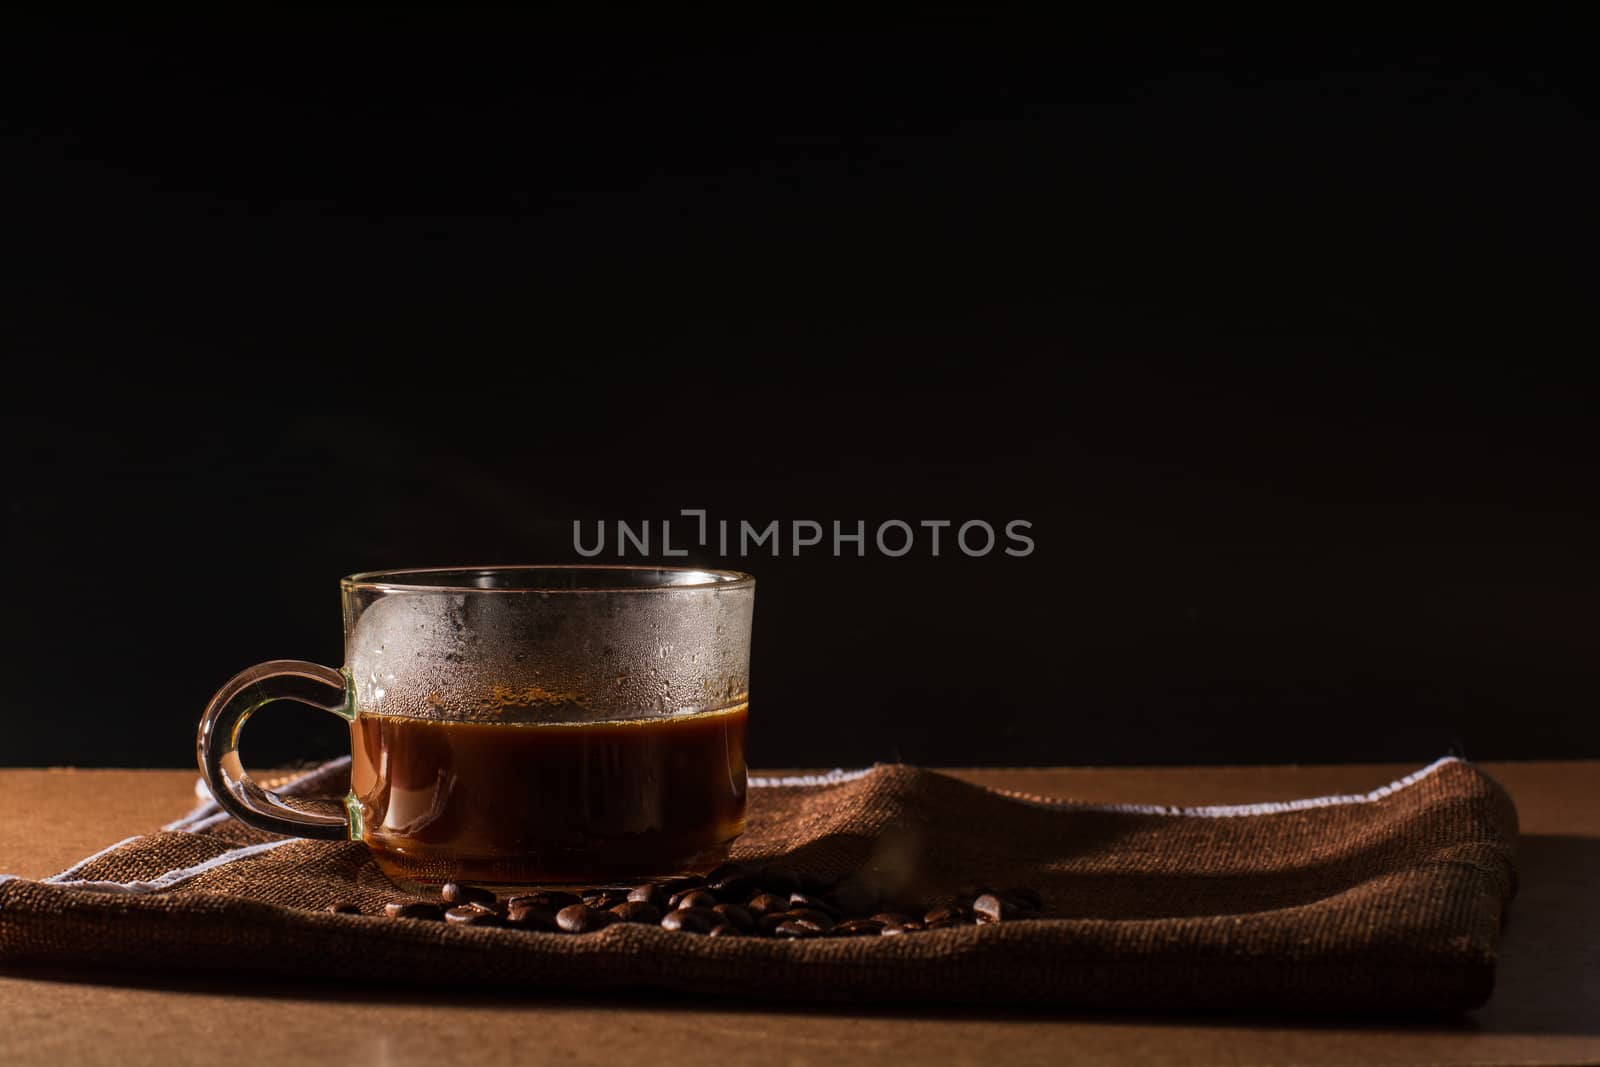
2,763 -> 1595,1066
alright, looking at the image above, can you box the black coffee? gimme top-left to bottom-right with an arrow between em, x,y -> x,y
349,701 -> 748,885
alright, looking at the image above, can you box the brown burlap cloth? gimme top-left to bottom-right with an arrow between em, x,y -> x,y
0,758 -> 1517,1015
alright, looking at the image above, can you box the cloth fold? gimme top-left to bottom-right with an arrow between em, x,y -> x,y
0,758 -> 1518,1014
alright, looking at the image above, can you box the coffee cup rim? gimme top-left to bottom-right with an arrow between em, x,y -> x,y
341,564 -> 755,594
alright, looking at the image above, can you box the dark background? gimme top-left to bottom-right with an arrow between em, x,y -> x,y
3,28 -> 1595,769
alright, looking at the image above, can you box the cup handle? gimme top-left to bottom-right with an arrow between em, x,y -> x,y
196,660 -> 354,840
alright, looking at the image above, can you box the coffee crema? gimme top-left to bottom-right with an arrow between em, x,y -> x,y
348,701 -> 748,886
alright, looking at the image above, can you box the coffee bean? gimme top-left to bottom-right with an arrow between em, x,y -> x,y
445,905 -> 502,927
784,908 -> 836,932
788,892 -> 840,918
440,881 -> 497,907
672,889 -> 720,911
746,893 -> 789,917
773,920 -> 821,939
705,863 -> 757,897
506,906 -> 558,932
932,896 -> 974,916
661,907 -> 717,934
704,862 -> 746,884
556,903 -> 615,933
383,901 -> 444,921
507,901 -> 557,926
879,921 -> 923,936
973,894 -> 1011,924
325,902 -> 361,915
627,884 -> 669,908
659,876 -> 706,896
610,900 -> 663,925
507,891 -> 579,911
507,865 -> 1037,939
757,911 -> 797,935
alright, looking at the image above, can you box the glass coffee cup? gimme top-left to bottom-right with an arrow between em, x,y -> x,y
196,566 -> 754,887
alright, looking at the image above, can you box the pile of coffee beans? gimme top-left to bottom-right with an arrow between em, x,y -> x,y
327,864 -> 1042,939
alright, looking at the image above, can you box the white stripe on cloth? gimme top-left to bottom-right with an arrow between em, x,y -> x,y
995,756 -> 1464,816
748,768 -> 875,788
163,756 -> 354,831
752,758 -> 1464,818
40,839 -> 300,894
40,836 -> 144,882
